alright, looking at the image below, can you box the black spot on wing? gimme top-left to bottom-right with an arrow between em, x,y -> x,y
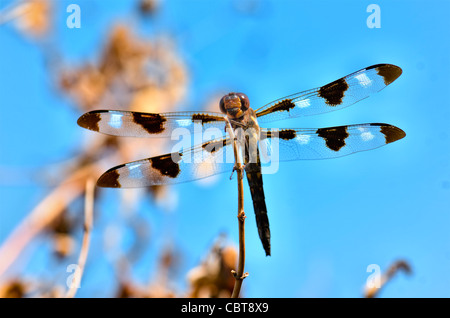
97,168 -> 121,188
317,78 -> 349,106
150,153 -> 182,178
373,64 -> 403,86
256,99 -> 296,117
372,123 -> 406,144
316,126 -> 350,151
202,139 -> 228,153
77,112 -> 101,132
132,112 -> 166,134
192,113 -> 224,124
261,129 -> 296,140
279,129 -> 297,140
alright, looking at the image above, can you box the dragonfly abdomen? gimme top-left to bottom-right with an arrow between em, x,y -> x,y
245,163 -> 271,256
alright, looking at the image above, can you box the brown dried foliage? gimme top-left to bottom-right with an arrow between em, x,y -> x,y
0,2 -> 238,298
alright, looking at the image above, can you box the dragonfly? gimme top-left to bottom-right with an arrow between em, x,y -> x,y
77,64 -> 405,256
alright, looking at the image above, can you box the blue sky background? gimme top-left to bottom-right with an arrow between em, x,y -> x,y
1,0 -> 450,297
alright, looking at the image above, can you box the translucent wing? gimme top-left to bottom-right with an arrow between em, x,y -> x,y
256,64 -> 402,123
97,137 -> 235,187
77,110 -> 226,138
259,123 -> 406,162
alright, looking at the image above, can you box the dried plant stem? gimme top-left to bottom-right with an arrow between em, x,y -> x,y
0,157 -> 112,280
0,1 -> 32,25
225,118 -> 248,298
364,260 -> 412,298
65,178 -> 95,298
231,188 -> 247,298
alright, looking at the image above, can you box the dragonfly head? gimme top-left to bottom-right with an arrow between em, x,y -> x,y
219,92 -> 250,119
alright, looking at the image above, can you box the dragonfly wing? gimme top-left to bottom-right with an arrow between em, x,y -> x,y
256,64 -> 402,123
97,137 -> 235,187
77,110 -> 226,138
259,123 -> 405,162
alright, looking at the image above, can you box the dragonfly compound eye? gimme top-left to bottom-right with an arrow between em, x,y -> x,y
219,96 -> 227,114
237,93 -> 250,111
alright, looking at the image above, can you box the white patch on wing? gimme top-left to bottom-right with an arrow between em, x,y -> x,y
177,119 -> 192,127
127,163 -> 144,179
359,128 -> 375,142
296,134 -> 311,145
109,113 -> 123,129
355,73 -> 373,87
295,99 -> 311,108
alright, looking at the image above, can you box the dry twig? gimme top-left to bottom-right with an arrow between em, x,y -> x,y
224,118 -> 248,298
364,260 -> 412,298
0,157 -> 113,280
65,178 -> 95,298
